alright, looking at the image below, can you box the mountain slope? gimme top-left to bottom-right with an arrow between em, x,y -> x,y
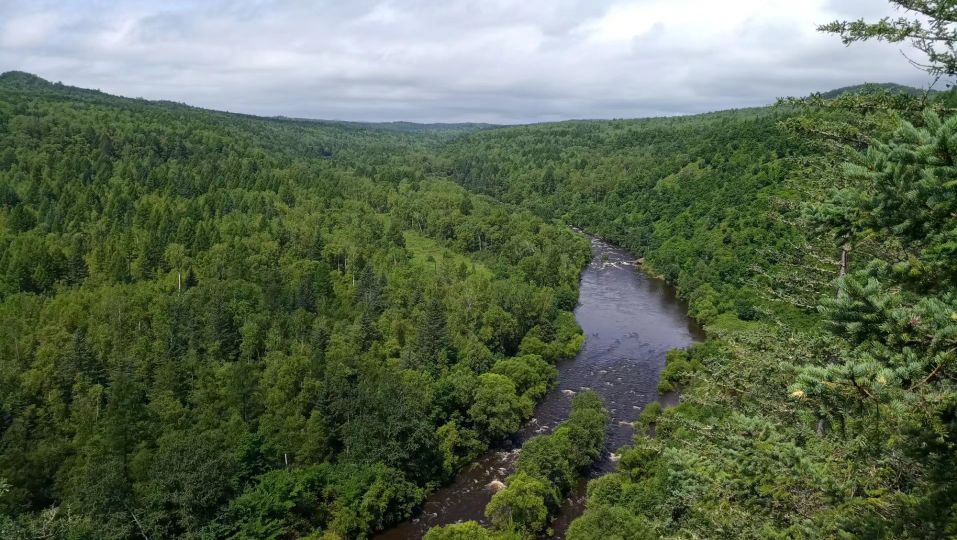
432,88 -> 957,538
818,82 -> 937,98
0,74 -> 591,539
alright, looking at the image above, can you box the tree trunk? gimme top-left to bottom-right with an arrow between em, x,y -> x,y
839,243 -> 851,277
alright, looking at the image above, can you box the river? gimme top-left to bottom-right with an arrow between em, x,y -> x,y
376,235 -> 703,539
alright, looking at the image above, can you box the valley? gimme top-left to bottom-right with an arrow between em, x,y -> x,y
1,9 -> 956,534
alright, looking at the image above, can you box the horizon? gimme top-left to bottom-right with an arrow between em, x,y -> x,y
0,70 -> 936,127
0,0 -> 939,123
2,1 -> 956,538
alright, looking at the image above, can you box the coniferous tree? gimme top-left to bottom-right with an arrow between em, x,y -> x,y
820,1 -> 957,77
795,104 -> 957,538
358,310 -> 379,352
412,297 -> 450,373
183,267 -> 198,289
309,231 -> 324,261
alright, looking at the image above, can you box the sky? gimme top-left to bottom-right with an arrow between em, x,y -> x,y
0,0 -> 941,123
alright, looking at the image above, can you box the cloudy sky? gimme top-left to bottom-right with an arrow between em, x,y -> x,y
0,0 -> 940,123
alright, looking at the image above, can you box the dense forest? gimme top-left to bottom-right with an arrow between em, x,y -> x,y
418,98 -> 956,537
426,6 -> 957,538
2,2 -> 957,539
0,71 -> 593,539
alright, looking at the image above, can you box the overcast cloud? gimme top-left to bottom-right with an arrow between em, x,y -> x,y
0,0 -> 941,123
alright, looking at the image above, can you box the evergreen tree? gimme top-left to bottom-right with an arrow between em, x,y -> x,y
309,231 -> 324,260
796,106 -> 957,537
412,297 -> 450,373
183,267 -> 198,289
820,1 -> 957,77
355,265 -> 385,314
359,310 -> 380,352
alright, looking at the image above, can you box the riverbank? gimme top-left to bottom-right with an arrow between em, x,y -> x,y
377,236 -> 701,539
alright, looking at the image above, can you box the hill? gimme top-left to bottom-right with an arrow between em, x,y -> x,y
819,81 -> 938,98
0,71 -> 591,539
1,71 -> 955,539
0,72 -> 498,136
430,83 -> 957,538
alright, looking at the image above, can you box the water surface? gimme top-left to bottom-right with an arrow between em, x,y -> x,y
377,236 -> 701,539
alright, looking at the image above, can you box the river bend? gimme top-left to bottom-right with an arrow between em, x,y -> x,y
377,236 -> 702,539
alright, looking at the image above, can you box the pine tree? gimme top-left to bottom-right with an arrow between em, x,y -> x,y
66,234 -> 88,285
355,265 -> 384,314
795,109 -> 957,533
412,297 -> 449,374
799,112 -> 957,403
183,268 -> 198,289
309,231 -> 325,261
358,310 -> 379,352
820,1 -> 957,78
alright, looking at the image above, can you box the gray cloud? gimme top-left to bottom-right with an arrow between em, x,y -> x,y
0,0 -> 940,123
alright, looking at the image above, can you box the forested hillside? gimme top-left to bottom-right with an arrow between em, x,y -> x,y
0,71 -> 592,539
441,108 -> 823,327
2,76 -> 954,540
3,3 -> 957,539
426,17 -> 957,540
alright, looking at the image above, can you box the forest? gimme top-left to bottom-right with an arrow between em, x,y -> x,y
0,71 -> 593,539
2,2 -> 957,539
427,97 -> 957,538
426,5 -> 957,537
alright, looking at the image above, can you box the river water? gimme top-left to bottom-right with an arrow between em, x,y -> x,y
377,236 -> 702,539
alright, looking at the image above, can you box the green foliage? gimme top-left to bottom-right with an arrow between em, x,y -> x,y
422,15 -> 956,535
424,520 -> 520,540
553,33 -> 957,539
214,463 -> 421,539
429,392 -> 608,539
513,436 -> 575,504
635,401 -> 661,431
490,354 -> 556,401
4,9 -> 956,534
468,373 -> 533,441
656,348 -> 702,393
485,391 -> 608,538
791,109 -> 957,536
484,471 -> 553,537
436,420 -> 486,478
819,1 -> 957,77
566,505 -> 655,540
0,74 -> 591,538
441,105 -> 825,325
561,391 -> 610,469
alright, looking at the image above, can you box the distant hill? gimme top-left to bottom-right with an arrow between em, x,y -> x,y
0,71 -> 498,134
0,70 -> 109,98
0,71 -> 939,129
0,64 -> 593,540
0,70 -> 48,87
819,82 -> 938,99
345,120 -> 501,133
282,118 -> 501,134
